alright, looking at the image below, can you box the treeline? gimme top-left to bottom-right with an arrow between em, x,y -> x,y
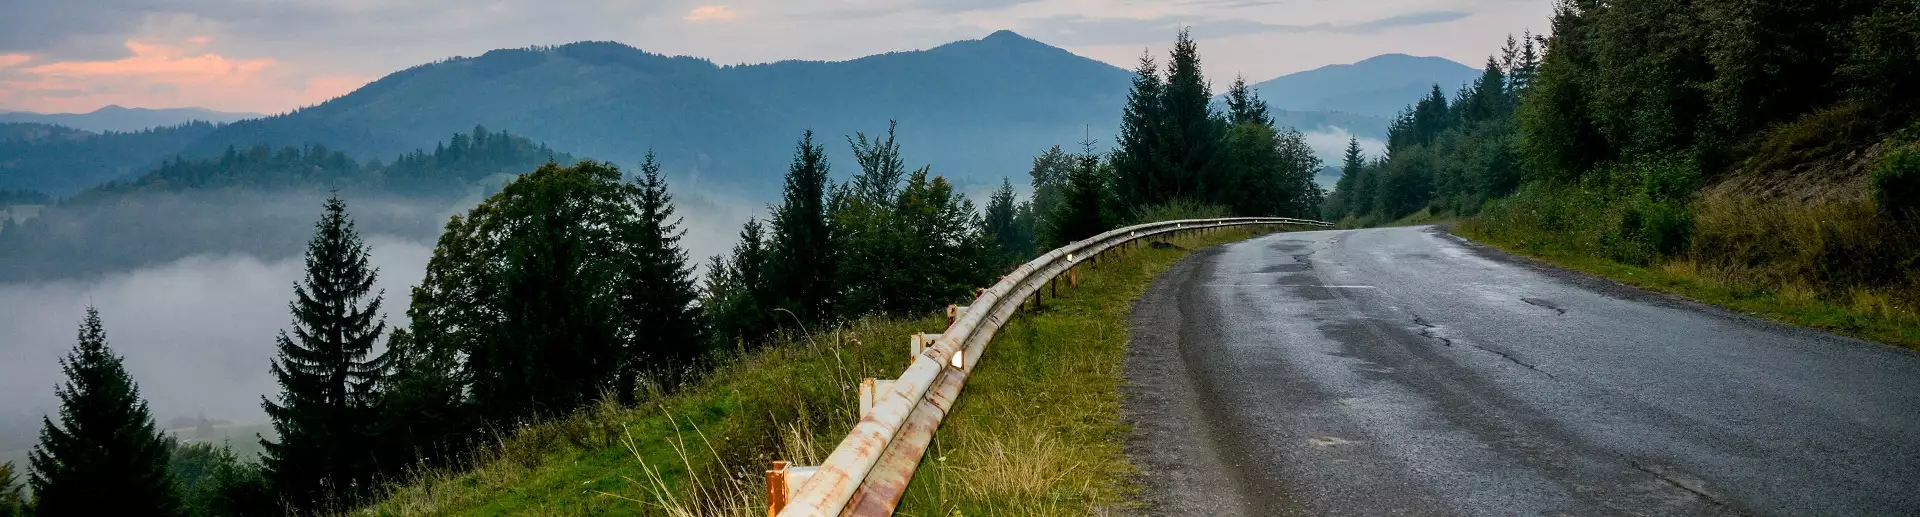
1324,34 -> 1539,223
74,125 -> 568,199
0,126 -> 571,281
960,28 -> 1326,268
1325,1 -> 1920,318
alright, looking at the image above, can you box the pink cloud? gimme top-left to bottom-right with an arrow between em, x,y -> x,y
685,5 -> 737,22
0,39 -> 370,114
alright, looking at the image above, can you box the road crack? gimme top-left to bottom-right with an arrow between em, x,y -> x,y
1522,297 -> 1567,315
1631,460 -> 1731,509
1412,314 -> 1555,379
1411,314 -> 1454,347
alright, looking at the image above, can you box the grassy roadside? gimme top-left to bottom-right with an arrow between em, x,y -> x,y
354,316 -> 935,516
1457,195 -> 1920,350
895,226 -> 1272,516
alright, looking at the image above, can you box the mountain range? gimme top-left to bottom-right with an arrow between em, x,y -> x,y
0,31 -> 1469,198
0,105 -> 261,133
1250,53 -> 1481,119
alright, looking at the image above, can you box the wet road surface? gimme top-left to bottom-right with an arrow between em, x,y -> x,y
1122,226 -> 1920,516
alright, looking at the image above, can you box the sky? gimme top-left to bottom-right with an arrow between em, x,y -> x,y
0,0 -> 1554,115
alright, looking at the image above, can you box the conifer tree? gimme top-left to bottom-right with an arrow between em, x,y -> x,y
1112,51 -> 1165,210
0,461 -> 24,517
1158,28 -> 1228,206
261,195 -> 389,509
1225,75 -> 1273,127
767,131 -> 836,324
1048,142 -> 1113,247
1328,136 -> 1368,219
618,153 -> 705,394
704,219 -> 773,349
1028,145 -> 1074,235
29,307 -> 183,517
983,178 -> 1033,266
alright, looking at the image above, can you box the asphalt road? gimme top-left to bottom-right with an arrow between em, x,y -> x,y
1122,226 -> 1920,516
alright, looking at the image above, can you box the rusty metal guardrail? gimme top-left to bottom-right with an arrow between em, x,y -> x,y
769,216 -> 1334,517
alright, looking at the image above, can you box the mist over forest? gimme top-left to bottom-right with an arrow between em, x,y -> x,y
0,189 -> 753,458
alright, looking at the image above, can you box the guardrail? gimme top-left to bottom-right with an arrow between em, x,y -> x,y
769,216 -> 1333,517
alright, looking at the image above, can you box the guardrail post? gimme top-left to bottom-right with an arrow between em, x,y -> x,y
767,461 -> 819,517
859,378 -> 897,416
911,333 -> 942,356
1069,266 -> 1080,288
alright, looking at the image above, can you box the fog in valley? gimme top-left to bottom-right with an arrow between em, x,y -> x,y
0,186 -> 755,458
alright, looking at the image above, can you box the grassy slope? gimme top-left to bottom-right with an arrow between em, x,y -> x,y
897,227 -> 1269,516
356,316 -> 937,516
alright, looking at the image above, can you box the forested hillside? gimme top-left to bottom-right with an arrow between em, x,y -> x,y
1326,0 -> 1920,344
0,122 -> 220,196
0,127 -> 571,281
1250,53 -> 1482,118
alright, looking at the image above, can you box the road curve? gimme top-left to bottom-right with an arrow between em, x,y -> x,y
1122,226 -> 1920,516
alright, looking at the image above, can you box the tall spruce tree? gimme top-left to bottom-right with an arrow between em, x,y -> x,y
767,131 -> 836,324
1328,136 -> 1368,219
29,307 -> 183,517
618,153 -> 705,395
1158,28 -> 1228,206
261,195 -> 389,509
1112,51 -> 1166,211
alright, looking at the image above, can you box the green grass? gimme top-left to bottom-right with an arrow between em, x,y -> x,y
896,226 -> 1274,516
354,316 -> 936,516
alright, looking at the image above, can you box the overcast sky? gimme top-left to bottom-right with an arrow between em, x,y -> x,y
0,0 -> 1553,114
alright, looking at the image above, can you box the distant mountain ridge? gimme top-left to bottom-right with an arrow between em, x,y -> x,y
0,33 -> 1473,197
175,31 -> 1133,195
0,105 -> 260,133
1251,54 -> 1480,119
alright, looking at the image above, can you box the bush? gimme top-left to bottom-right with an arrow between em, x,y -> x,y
1874,144 -> 1920,220
1130,199 -> 1229,224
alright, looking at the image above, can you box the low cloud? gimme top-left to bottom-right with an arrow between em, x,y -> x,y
0,38 -> 369,113
0,237 -> 433,453
685,5 -> 739,22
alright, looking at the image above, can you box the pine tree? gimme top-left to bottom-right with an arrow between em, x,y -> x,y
261,194 -> 390,509
1112,51 -> 1165,211
29,307 -> 183,517
1225,75 -> 1273,127
1158,28 -> 1228,206
704,219 -> 773,349
618,152 -> 705,395
1048,141 -> 1112,247
983,178 -> 1033,266
1325,136 -> 1369,219
0,461 -> 24,517
767,131 -> 836,324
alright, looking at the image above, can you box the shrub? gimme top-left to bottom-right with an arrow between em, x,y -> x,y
1874,144 -> 1920,220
